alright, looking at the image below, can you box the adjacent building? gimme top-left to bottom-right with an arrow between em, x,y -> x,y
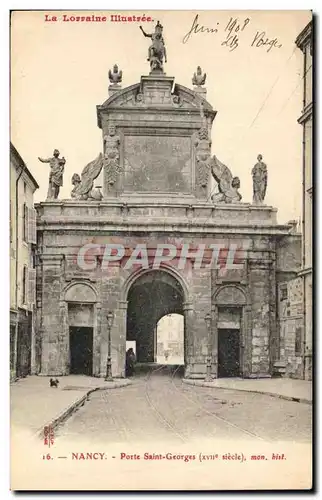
10,143 -> 38,379
276,21 -> 313,380
296,21 -> 313,381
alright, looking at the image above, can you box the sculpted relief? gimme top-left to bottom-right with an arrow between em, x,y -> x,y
194,126 -> 212,188
103,124 -> 121,187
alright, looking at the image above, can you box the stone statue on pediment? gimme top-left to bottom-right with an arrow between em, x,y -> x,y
192,66 -> 206,87
109,64 -> 123,85
252,154 -> 267,204
209,155 -> 242,203
38,149 -> 65,200
140,21 -> 167,72
71,154 -> 103,200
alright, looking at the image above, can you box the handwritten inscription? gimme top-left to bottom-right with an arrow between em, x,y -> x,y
182,14 -> 219,44
182,14 -> 282,52
221,17 -> 250,51
251,31 -> 283,52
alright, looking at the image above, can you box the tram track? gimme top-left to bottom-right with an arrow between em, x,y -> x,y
169,371 -> 266,442
143,364 -> 266,442
55,364 -> 309,446
143,364 -> 187,443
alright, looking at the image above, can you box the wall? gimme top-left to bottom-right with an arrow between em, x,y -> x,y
278,277 -> 303,378
10,147 -> 38,378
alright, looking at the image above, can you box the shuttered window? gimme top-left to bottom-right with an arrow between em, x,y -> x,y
28,268 -> 36,306
23,203 -> 28,242
27,208 -> 37,244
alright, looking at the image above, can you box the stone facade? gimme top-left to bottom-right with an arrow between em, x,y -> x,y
295,21 -> 313,380
277,277 -> 303,378
35,71 -> 301,379
10,143 -> 38,379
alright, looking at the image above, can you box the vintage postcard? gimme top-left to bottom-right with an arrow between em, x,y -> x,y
10,9 -> 313,491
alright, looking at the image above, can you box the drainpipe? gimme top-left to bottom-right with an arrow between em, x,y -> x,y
15,163 -> 25,306
14,160 -> 26,377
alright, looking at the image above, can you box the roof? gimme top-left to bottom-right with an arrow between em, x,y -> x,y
295,19 -> 313,50
10,142 -> 39,189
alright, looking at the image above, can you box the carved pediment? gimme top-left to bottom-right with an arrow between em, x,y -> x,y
97,78 -> 215,127
100,83 -> 141,108
174,84 -> 213,112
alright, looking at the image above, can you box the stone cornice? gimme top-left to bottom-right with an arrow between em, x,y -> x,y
298,102 -> 313,124
297,267 -> 313,277
35,200 -> 277,211
295,20 -> 313,51
35,218 -> 299,236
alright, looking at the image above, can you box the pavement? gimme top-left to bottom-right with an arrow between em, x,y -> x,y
183,377 -> 312,404
56,371 -> 312,445
10,375 -> 131,437
10,372 -> 312,442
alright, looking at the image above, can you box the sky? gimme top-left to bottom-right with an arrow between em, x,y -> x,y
10,9 -> 312,223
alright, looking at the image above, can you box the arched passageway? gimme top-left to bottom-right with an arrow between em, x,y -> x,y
126,269 -> 186,367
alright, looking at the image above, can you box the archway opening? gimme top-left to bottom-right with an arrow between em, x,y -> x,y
156,313 -> 184,365
126,269 -> 186,373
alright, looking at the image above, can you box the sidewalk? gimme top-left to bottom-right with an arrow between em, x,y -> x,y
183,377 -> 312,404
11,375 -> 131,437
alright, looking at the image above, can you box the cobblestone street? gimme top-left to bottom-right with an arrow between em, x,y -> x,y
56,366 -> 312,445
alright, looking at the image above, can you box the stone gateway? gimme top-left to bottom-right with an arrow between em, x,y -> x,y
35,41 -> 300,380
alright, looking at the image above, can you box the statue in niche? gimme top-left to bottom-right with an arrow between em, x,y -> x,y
208,155 -> 242,203
108,64 -> 123,85
195,127 -> 212,188
38,149 -> 65,200
192,66 -> 206,86
140,21 -> 167,72
70,154 -> 103,200
252,154 -> 267,204
103,123 -> 121,186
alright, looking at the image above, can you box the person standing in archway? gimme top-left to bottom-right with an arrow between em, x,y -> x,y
125,348 -> 136,377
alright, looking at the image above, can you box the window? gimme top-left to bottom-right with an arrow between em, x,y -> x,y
23,181 -> 27,194
10,202 -> 12,244
280,284 -> 288,301
22,266 -> 27,304
295,326 -> 302,356
23,203 -> 28,242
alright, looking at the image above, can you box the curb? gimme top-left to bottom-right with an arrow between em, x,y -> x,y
182,379 -> 312,405
36,379 -> 132,439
